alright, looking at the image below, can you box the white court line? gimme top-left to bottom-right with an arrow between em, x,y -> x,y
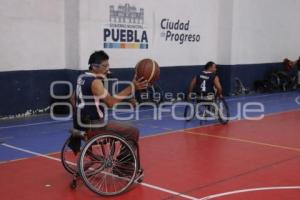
3,144 -> 300,200
2,108 -> 300,198
1,107 -> 300,162
1,143 -> 61,162
141,108 -> 300,140
2,107 -> 300,163
1,92 -> 299,130
1,143 -> 199,200
0,120 -> 69,130
198,186 -> 300,200
0,108 -> 158,130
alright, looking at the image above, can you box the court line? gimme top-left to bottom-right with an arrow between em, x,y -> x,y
185,130 -> 300,153
0,112 -> 175,132
2,108 -> 300,198
198,186 -> 300,200
0,108 -> 159,130
3,135 -> 300,200
162,154 -> 300,199
2,108 -> 300,165
0,143 -> 199,200
1,91 -> 298,130
1,97 -> 299,131
0,120 -> 69,130
3,140 -> 300,200
142,107 -> 300,141
1,143 -> 62,162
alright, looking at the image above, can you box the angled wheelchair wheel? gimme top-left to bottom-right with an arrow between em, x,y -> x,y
78,134 -> 138,196
61,137 -> 81,174
216,98 -> 229,125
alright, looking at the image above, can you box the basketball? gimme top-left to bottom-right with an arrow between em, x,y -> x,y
135,58 -> 160,85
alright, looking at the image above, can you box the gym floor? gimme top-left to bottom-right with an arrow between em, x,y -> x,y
0,91 -> 300,200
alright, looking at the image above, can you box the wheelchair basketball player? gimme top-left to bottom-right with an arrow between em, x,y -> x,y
186,61 -> 227,121
69,50 -> 148,173
188,61 -> 223,101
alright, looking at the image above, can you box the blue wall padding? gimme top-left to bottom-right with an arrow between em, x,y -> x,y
229,63 -> 283,91
0,63 -> 283,117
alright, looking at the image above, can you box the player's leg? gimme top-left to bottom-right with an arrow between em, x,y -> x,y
103,121 -> 141,176
104,121 -> 139,144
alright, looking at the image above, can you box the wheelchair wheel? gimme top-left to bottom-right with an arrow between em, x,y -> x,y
78,134 -> 138,196
184,100 -> 196,121
61,137 -> 81,174
216,98 -> 229,124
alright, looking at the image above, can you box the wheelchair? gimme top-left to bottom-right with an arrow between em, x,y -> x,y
60,128 -> 144,196
184,93 -> 229,124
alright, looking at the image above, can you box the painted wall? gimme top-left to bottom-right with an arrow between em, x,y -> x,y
0,0 -> 300,117
77,0 -> 219,69
231,0 -> 300,64
0,0 -> 65,71
1,0 -> 300,71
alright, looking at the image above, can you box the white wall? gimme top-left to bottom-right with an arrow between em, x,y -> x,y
64,0 -> 80,69
216,0 -> 234,64
78,0 -> 219,69
231,0 -> 300,64
0,0 -> 300,71
0,0 -> 65,71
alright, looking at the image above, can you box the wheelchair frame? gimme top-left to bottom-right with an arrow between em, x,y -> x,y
184,95 -> 229,124
60,129 -> 143,196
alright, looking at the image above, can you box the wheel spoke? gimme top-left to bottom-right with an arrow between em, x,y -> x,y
79,135 -> 137,195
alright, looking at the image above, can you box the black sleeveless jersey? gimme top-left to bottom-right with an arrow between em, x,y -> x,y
73,72 -> 105,130
195,71 -> 216,94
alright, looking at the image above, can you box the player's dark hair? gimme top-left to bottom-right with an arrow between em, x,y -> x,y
88,50 -> 109,70
204,61 -> 215,70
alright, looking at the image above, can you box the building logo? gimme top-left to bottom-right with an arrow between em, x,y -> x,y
160,18 -> 200,45
103,3 -> 148,49
109,4 -> 144,24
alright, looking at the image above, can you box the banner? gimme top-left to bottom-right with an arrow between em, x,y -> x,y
79,0 -> 219,69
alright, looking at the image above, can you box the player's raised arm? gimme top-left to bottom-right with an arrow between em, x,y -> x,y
91,77 -> 148,108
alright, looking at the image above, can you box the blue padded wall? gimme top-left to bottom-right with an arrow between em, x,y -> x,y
0,63 -> 283,117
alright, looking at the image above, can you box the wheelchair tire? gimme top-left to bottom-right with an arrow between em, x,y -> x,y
78,134 -> 138,196
61,137 -> 80,174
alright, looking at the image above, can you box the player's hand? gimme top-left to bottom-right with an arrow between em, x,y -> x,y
133,77 -> 148,90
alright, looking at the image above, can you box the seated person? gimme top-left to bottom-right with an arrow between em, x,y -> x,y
187,61 -> 223,101
280,58 -> 299,89
69,50 -> 148,153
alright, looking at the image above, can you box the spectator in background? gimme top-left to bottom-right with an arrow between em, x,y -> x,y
282,57 -> 299,89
